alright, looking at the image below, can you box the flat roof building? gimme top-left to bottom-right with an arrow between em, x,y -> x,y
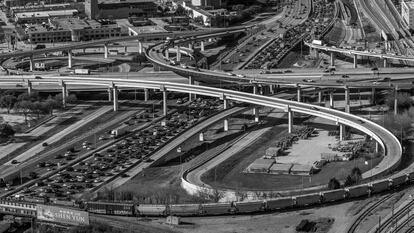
15,9 -> 79,24
85,0 -> 159,19
402,0 -> 414,30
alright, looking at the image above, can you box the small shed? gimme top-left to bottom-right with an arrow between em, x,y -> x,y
247,158 -> 275,173
290,164 -> 313,175
321,153 -> 340,162
269,163 -> 292,175
166,216 -> 181,225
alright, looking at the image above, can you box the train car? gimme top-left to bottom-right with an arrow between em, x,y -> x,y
321,189 -> 346,202
86,202 -> 134,216
0,200 -> 37,217
136,204 -> 167,216
408,170 -> 414,183
266,197 -> 294,211
169,204 -> 201,216
233,200 -> 265,213
200,203 -> 233,215
370,179 -> 391,194
391,174 -> 407,187
294,193 -> 321,207
347,184 -> 370,198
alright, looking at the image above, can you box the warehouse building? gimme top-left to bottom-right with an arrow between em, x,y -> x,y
402,0 -> 414,30
85,0 -> 158,19
25,18 -> 121,43
247,158 -> 274,173
15,9 -> 78,24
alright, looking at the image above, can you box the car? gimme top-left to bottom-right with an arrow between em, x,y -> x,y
371,67 -> 378,71
236,74 -> 245,78
302,79 -> 315,83
358,119 -> 365,124
226,72 -> 235,76
341,75 -> 349,78
383,77 -> 391,81
11,160 -> 19,164
34,76 -> 42,79
336,80 -> 344,83
284,70 -> 293,73
311,106 -> 319,111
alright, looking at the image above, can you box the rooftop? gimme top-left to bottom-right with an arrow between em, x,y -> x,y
404,0 -> 414,8
11,3 -> 71,10
15,9 -> 78,19
99,0 -> 156,4
129,25 -> 167,34
26,18 -> 118,33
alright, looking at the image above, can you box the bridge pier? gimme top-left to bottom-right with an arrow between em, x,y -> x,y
165,49 -> 169,59
318,89 -> 323,103
353,54 -> 357,69
200,41 -> 205,52
329,91 -> 334,108
104,44 -> 108,59
144,88 -> 149,102
29,56 -> 34,72
60,81 -> 67,109
188,42 -> 193,50
138,41 -> 142,54
68,50 -> 72,68
339,123 -> 345,141
383,58 -> 387,68
161,86 -> 168,118
176,46 -> 181,62
269,85 -> 274,95
375,141 -> 379,153
344,86 -> 350,113
286,107 -> 293,134
124,46 -> 127,53
112,84 -> 118,111
221,95 -> 229,131
330,52 -> 335,66
253,84 -> 259,122
394,86 -> 398,115
188,75 -> 195,102
107,87 -> 113,101
297,84 -> 301,102
371,87 -> 375,104
27,80 -> 32,95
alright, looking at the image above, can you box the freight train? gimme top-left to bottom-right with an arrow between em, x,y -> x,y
2,169 -> 413,218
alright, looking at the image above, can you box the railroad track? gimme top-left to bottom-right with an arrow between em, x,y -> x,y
347,194 -> 394,233
376,200 -> 414,233
393,213 -> 414,233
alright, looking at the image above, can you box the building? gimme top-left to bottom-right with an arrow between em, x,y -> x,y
402,0 -> 414,30
25,18 -> 122,43
85,0 -> 159,19
191,0 -> 225,8
182,2 -> 212,26
15,9 -> 79,24
10,3 -> 74,16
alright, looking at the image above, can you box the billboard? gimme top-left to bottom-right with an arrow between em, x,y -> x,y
36,204 -> 89,226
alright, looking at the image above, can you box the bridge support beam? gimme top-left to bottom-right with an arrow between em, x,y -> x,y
107,87 -> 112,102
61,81 -> 67,109
124,46 -> 127,53
383,58 -> 387,68
68,50 -> 72,68
375,141 -> 379,153
339,123 -> 345,141
330,52 -> 335,66
269,85 -> 274,95
104,44 -> 108,59
371,87 -> 375,104
176,46 -> 181,62
344,86 -> 350,113
318,89 -> 323,103
29,56 -> 34,72
353,54 -> 357,69
297,84 -> 301,102
394,86 -> 398,115
329,91 -> 334,108
221,95 -> 229,131
112,84 -> 118,112
286,107 -> 293,134
188,42 -> 193,50
27,80 -> 32,95
253,84 -> 259,122
200,41 -> 205,52
188,75 -> 195,102
165,49 -> 169,59
144,88 -> 149,102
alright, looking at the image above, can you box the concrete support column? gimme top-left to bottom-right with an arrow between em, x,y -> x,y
188,42 -> 193,50
339,124 -> 345,141
165,49 -> 169,59
297,84 -> 301,102
104,44 -> 108,59
27,80 -> 32,95
107,87 -> 113,101
394,86 -> 398,115
344,86 -> 350,113
375,141 -> 379,153
315,48 -> 319,60
329,91 -> 334,108
253,84 -> 259,122
269,85 -> 274,95
353,54 -> 357,68
188,76 -> 195,102
29,56 -> 34,72
144,88 -> 149,102
221,95 -> 229,131
200,41 -> 205,51
176,46 -> 181,62
330,52 -> 335,66
383,58 -> 387,68
371,87 -> 375,104
112,85 -> 118,112
138,41 -> 143,54
161,86 -> 167,117
61,81 -> 67,109
83,48 -> 86,53
124,46 -> 127,53
287,107 -> 293,134
68,50 -> 72,68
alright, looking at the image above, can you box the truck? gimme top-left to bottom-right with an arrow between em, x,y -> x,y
72,69 -> 90,75
110,126 -> 128,138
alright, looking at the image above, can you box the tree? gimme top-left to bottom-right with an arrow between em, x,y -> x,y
0,123 -> 15,138
351,167 -> 362,184
0,95 -> 17,114
328,177 -> 340,190
386,92 -> 414,111
14,100 -> 33,123
344,175 -> 354,187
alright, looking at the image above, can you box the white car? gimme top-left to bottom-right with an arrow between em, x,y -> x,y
236,74 -> 245,78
